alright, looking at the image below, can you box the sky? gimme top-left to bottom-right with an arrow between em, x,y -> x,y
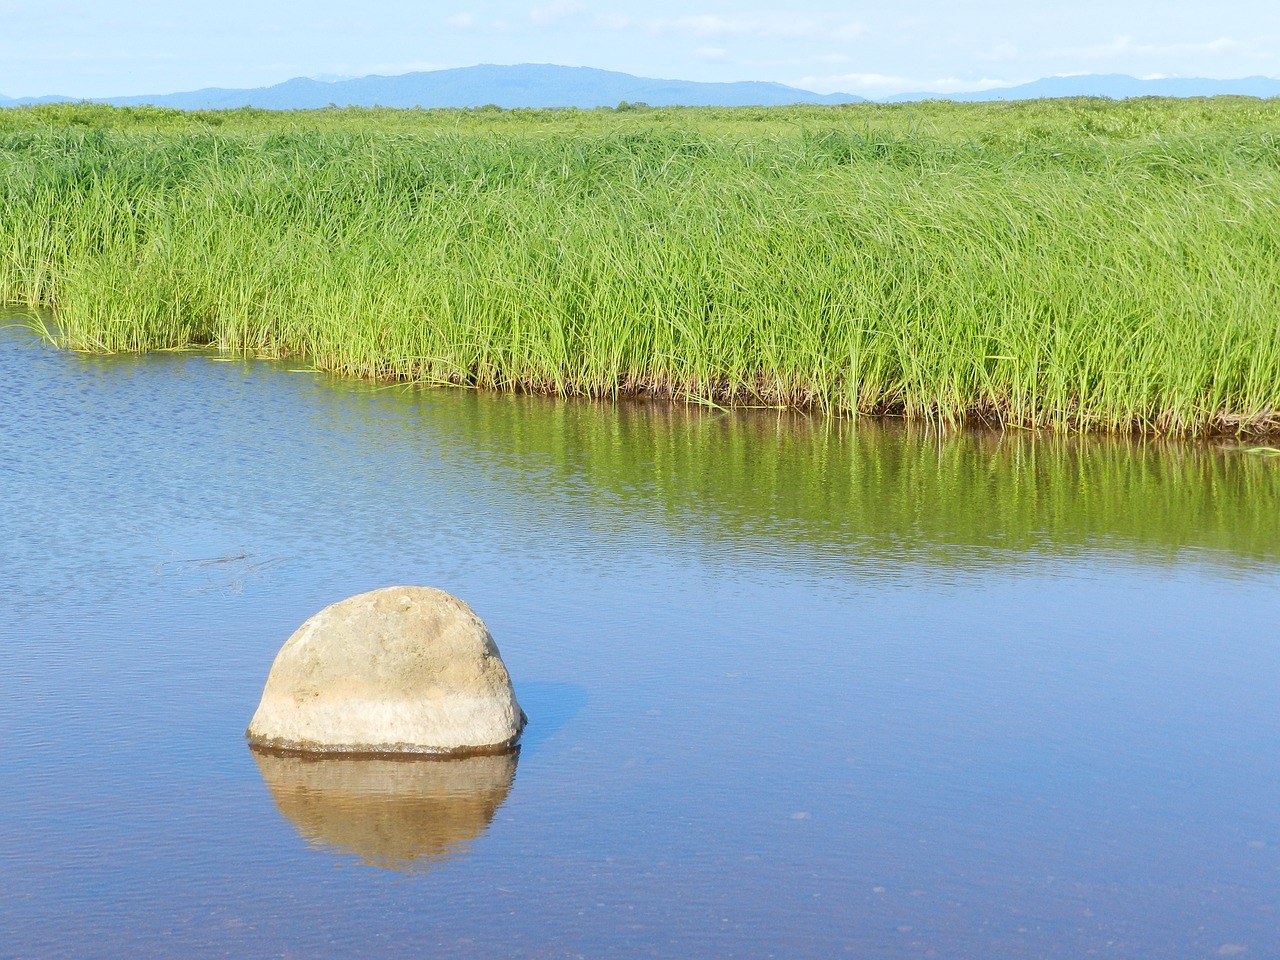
3,0 -> 1277,99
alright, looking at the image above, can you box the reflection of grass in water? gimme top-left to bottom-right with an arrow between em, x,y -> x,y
409,394 -> 1280,566
3,99 -> 1280,435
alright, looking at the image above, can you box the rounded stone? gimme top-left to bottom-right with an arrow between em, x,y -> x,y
246,586 -> 524,755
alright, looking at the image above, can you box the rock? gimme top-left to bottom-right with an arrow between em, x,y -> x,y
251,750 -> 517,870
246,586 -> 524,755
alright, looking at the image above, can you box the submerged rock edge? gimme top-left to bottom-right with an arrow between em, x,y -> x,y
245,728 -> 525,759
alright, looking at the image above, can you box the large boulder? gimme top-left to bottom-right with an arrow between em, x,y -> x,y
246,586 -> 524,755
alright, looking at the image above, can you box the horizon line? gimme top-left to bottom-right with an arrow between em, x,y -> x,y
4,63 -> 1280,105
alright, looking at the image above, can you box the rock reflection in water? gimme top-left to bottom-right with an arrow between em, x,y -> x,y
250,748 -> 517,871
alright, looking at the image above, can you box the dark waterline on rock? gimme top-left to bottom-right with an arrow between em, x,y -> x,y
2,311 -> 1278,959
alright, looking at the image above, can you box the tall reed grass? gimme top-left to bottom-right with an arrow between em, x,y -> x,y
2,99 -> 1279,435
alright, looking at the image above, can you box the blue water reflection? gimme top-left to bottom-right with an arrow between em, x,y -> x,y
2,312 -> 1278,959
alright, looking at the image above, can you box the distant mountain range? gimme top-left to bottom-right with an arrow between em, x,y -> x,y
884,73 -> 1280,102
3,64 -> 1279,111
0,64 -> 863,110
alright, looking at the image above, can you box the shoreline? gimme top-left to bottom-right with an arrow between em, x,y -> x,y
8,309 -> 1279,440
4,99 -> 1280,440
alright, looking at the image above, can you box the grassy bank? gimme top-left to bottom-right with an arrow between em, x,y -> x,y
3,99 -> 1279,435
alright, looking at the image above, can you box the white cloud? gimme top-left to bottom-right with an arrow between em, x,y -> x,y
593,13 -> 865,44
694,46 -> 727,60
737,53 -> 854,67
1063,34 -> 1250,60
446,13 -> 474,28
792,71 -> 907,94
361,59 -> 447,76
793,71 -> 1017,96
828,22 -> 867,42
6,48 -> 180,65
306,19 -> 379,36
659,15 -> 738,38
530,0 -> 585,26
922,75 -> 1018,93
978,43 -> 1020,62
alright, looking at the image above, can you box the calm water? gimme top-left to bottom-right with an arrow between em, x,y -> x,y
2,311 -> 1278,959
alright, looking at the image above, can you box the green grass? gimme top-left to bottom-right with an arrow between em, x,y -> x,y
3,98 -> 1279,435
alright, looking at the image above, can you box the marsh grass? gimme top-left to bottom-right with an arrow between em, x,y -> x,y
3,99 -> 1279,435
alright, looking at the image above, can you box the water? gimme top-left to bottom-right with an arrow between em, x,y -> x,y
2,311 -> 1278,959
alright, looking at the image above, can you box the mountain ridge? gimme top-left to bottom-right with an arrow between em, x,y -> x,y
3,64 -> 1279,110
885,73 -> 1280,103
0,64 -> 864,110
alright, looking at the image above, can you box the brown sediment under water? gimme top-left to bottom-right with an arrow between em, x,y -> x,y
2,310 -> 1278,959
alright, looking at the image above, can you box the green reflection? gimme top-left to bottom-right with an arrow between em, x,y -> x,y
396,392 -> 1280,570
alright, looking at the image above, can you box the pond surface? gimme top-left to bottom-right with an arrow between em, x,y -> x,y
2,310 -> 1278,959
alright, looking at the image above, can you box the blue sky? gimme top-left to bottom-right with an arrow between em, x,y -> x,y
3,0 -> 1277,98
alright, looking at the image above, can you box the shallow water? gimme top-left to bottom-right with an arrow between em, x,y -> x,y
2,310 -> 1278,959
